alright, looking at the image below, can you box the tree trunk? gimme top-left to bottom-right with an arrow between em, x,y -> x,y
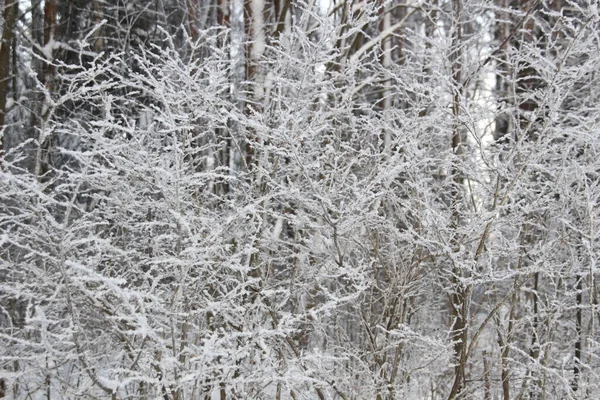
0,0 -> 18,164
0,2 -> 18,394
448,1 -> 469,399
572,273 -> 583,391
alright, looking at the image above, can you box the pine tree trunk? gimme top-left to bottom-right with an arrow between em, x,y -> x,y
0,0 -> 18,164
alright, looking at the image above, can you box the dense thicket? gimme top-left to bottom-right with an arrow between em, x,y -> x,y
1,1 -> 599,399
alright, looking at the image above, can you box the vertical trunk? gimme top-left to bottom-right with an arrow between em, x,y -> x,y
272,0 -> 289,39
23,0 -> 41,173
497,288 -> 516,400
33,0 -> 56,178
91,0 -> 104,53
528,271 -> 540,398
187,0 -> 200,43
483,351 -> 491,400
417,0 -> 438,119
572,274 -> 583,391
43,0 -> 57,90
215,0 -> 231,195
381,1 -> 392,154
244,0 -> 267,172
0,0 -> 18,163
448,1 -> 468,399
230,0 -> 245,174
448,285 -> 469,400
0,2 -> 18,394
515,0 -> 540,139
501,344 -> 511,399
243,0 -> 262,171
220,382 -> 226,400
493,0 -> 510,145
249,0 -> 265,85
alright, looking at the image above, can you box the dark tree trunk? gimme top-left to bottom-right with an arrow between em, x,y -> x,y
572,274 -> 583,391
0,0 -> 18,164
